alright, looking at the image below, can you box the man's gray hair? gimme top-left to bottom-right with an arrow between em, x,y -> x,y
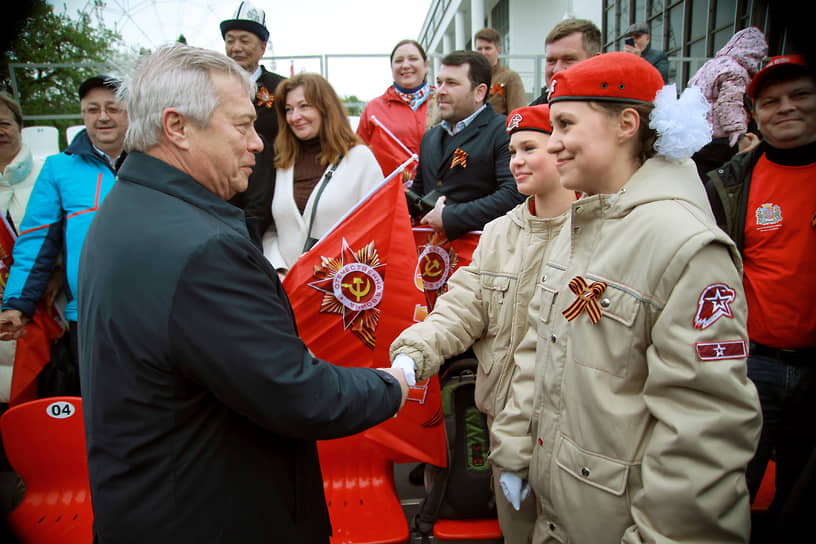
121,42 -> 254,152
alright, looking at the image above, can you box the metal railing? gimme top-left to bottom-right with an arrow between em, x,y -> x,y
7,53 -> 712,125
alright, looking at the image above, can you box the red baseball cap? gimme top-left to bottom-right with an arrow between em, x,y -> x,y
747,54 -> 809,98
506,104 -> 552,135
548,52 -> 664,105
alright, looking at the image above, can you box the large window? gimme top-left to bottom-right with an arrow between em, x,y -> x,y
601,0 -> 789,88
491,0 -> 510,51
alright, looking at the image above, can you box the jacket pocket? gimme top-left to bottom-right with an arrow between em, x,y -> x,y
475,273 -> 515,416
555,434 -> 629,496
570,283 -> 641,378
549,434 -> 636,541
478,273 -> 513,362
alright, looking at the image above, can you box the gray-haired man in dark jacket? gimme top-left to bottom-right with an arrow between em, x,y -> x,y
78,43 -> 408,544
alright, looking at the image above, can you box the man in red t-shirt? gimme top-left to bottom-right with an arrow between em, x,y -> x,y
705,54 -> 816,538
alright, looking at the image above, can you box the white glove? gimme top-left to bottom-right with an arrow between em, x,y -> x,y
499,472 -> 530,511
392,353 -> 417,387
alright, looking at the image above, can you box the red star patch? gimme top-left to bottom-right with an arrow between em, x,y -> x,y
694,283 -> 737,329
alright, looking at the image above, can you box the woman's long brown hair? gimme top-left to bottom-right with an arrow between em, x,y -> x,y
274,73 -> 360,169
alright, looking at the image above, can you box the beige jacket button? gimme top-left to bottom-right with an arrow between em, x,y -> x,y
581,467 -> 590,477
550,334 -> 557,343
600,298 -> 611,308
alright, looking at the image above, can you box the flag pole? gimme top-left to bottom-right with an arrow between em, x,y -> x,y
370,115 -> 414,157
304,154 -> 419,255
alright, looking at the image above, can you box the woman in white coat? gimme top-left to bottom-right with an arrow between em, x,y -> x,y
262,74 -> 383,273
0,93 -> 45,403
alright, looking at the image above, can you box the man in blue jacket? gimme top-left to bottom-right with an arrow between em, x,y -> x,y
0,74 -> 127,382
77,43 -> 408,543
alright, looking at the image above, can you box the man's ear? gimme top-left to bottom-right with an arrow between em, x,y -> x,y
161,108 -> 191,151
475,82 -> 488,103
618,107 -> 640,142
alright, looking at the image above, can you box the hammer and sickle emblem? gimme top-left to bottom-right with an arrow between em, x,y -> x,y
422,255 -> 443,278
342,276 -> 372,302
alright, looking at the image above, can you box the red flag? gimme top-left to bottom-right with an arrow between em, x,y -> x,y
0,216 -> 64,406
365,115 -> 418,187
411,227 -> 480,312
283,176 -> 446,466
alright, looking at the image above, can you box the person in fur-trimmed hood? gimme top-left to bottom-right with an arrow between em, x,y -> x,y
489,52 -> 761,543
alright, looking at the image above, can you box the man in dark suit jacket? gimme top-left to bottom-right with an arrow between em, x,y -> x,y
78,43 -> 408,544
221,2 -> 285,246
413,50 -> 524,240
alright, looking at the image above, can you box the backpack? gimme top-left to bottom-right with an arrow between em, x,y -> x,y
414,358 -> 495,541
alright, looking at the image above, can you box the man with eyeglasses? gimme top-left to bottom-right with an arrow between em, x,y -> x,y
0,75 -> 128,394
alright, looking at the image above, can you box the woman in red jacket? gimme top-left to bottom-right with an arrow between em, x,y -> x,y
357,39 -> 437,181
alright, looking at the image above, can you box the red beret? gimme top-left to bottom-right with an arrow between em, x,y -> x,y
548,52 -> 664,105
506,104 -> 552,135
747,54 -> 809,99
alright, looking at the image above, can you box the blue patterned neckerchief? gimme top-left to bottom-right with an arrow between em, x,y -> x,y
394,81 -> 432,111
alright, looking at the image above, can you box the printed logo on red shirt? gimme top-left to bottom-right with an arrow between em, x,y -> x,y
695,340 -> 747,361
755,202 -> 783,232
694,283 -> 737,329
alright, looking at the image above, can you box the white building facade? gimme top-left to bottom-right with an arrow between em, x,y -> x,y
418,0 -> 603,101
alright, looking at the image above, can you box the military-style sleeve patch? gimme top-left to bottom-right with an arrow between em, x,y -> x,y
693,283 -> 736,329
695,340 -> 747,361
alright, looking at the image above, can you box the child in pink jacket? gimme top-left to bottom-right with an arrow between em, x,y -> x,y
689,27 -> 767,178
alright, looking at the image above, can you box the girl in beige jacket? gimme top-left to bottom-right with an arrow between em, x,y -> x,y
390,104 -> 575,543
489,53 -> 762,543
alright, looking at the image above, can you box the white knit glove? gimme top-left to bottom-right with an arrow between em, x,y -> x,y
499,472 -> 530,511
391,353 -> 416,387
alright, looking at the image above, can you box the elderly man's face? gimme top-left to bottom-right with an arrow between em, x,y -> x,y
224,30 -> 266,73
545,32 -> 589,85
754,75 -> 816,149
81,87 -> 128,152
187,72 -> 263,200
0,103 -> 22,164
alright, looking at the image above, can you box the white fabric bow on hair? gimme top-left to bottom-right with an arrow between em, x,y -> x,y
650,84 -> 712,161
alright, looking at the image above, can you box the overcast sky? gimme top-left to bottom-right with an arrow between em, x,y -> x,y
52,0 -> 434,100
